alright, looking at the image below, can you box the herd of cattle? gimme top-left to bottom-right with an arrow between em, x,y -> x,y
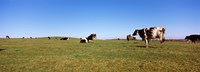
5,34 -> 97,43
4,27 -> 200,48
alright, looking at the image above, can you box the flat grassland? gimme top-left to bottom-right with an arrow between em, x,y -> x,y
0,38 -> 200,72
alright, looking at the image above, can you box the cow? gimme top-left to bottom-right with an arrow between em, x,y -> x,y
80,34 -> 96,43
132,27 -> 165,48
48,36 -> 51,40
60,37 -> 70,40
117,38 -> 120,40
127,34 -> 136,41
6,35 -> 10,39
185,35 -> 200,43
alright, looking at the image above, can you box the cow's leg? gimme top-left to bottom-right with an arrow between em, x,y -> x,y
160,38 -> 165,48
159,39 -> 163,48
193,41 -> 196,44
159,34 -> 165,48
145,39 -> 149,48
160,42 -> 163,48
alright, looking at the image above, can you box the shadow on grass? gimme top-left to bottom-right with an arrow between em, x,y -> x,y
0,49 -> 6,51
136,46 -> 157,48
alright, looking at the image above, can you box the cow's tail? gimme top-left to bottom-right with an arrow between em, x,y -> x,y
162,28 -> 165,42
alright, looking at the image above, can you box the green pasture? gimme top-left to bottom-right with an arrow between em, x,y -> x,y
0,38 -> 199,72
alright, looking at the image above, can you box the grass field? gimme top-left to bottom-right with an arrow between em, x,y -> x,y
0,38 -> 200,72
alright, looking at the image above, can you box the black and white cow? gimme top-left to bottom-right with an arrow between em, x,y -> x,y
132,27 -> 165,48
60,37 -> 70,40
80,34 -> 96,43
127,34 -> 136,41
185,35 -> 200,43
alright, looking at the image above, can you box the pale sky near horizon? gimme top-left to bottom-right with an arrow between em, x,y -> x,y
0,0 -> 199,39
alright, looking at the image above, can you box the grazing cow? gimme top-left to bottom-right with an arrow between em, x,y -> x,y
185,35 -> 200,43
6,35 -> 10,39
60,37 -> 70,40
80,34 -> 96,43
127,34 -> 136,41
132,27 -> 165,48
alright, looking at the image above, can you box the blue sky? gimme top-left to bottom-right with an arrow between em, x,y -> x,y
0,0 -> 199,39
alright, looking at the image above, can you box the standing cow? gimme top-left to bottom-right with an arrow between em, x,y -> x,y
132,27 -> 165,48
80,34 -> 96,43
185,35 -> 200,43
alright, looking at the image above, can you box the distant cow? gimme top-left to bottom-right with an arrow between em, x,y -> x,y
6,35 -> 10,39
48,36 -> 51,40
127,34 -> 136,41
117,38 -> 120,40
80,34 -> 96,43
60,37 -> 70,40
132,27 -> 165,48
185,35 -> 200,43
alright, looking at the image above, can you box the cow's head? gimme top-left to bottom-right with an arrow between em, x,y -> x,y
88,34 -> 96,40
185,36 -> 189,40
132,30 -> 139,36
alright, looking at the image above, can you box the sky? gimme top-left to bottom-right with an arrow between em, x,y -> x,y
0,0 -> 199,39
